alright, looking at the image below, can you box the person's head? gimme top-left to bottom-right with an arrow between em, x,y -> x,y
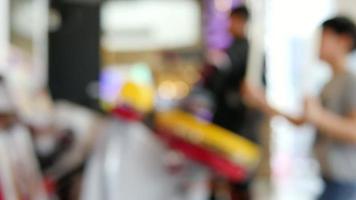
319,16 -> 356,64
229,5 -> 250,38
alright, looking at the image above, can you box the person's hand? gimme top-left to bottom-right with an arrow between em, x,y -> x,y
304,97 -> 324,124
284,115 -> 305,126
206,50 -> 229,69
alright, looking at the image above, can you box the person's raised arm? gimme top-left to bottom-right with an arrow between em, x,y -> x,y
240,81 -> 279,117
305,97 -> 356,144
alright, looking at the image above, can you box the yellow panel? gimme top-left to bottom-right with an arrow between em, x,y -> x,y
119,81 -> 154,113
156,110 -> 261,169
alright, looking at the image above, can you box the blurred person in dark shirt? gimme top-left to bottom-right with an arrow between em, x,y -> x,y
206,6 -> 251,139
204,5 -> 273,200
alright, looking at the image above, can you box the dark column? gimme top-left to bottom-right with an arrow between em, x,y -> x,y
49,0 -> 100,110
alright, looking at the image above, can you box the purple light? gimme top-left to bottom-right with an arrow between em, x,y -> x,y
203,0 -> 241,50
100,67 -> 125,103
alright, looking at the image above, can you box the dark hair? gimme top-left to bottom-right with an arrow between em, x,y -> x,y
322,16 -> 356,51
230,5 -> 250,21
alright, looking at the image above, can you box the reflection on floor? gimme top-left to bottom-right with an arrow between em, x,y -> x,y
253,156 -> 322,200
253,118 -> 323,200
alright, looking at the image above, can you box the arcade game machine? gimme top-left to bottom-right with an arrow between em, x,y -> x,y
81,65 -> 211,200
81,62 -> 261,200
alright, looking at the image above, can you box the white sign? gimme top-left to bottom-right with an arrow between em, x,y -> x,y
101,0 -> 201,51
